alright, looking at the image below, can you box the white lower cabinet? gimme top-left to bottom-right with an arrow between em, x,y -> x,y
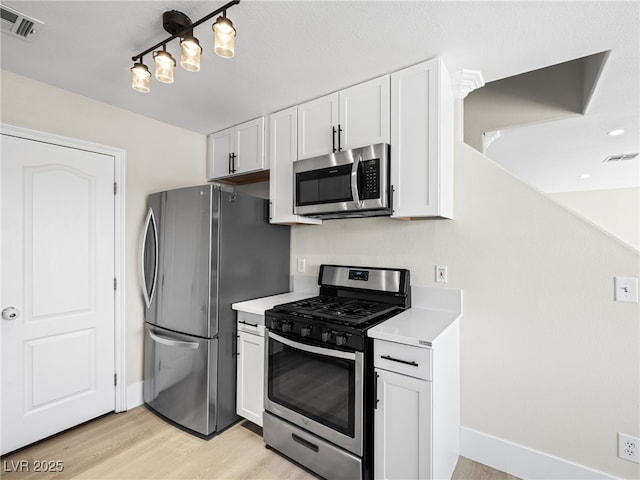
374,368 -> 431,480
236,313 -> 265,427
373,328 -> 459,480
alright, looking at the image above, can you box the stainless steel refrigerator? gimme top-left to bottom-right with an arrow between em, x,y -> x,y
140,184 -> 290,436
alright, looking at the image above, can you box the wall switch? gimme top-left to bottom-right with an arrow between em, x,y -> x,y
618,433 -> 640,463
436,265 -> 448,284
297,258 -> 306,273
615,277 -> 638,303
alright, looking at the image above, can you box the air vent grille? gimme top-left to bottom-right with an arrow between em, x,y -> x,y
603,153 -> 639,163
15,19 -> 35,38
0,5 -> 43,42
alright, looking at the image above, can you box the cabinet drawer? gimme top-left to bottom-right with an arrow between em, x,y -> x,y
374,339 -> 431,380
237,311 -> 265,336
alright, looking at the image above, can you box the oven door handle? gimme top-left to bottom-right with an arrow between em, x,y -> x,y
268,332 -> 357,361
350,153 -> 363,209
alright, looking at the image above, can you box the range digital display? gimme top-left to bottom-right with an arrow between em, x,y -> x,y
348,270 -> 369,281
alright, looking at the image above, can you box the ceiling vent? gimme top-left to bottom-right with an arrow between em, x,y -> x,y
603,153 -> 639,163
1,4 -> 44,42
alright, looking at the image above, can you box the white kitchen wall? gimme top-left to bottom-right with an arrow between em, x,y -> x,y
291,102 -> 640,478
550,187 -> 639,251
1,70 -> 206,393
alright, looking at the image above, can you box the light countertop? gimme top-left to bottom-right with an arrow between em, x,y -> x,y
368,286 -> 462,347
232,291 -> 316,315
232,283 -> 462,348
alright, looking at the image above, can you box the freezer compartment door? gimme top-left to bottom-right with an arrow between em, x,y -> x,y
143,324 -> 217,436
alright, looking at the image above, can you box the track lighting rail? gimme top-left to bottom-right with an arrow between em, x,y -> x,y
131,0 -> 240,62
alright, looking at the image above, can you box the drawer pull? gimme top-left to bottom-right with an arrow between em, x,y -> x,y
238,320 -> 258,327
380,354 -> 418,367
292,433 -> 319,452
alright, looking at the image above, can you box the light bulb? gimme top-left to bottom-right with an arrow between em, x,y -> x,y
131,62 -> 151,93
213,16 -> 236,58
180,36 -> 202,72
154,50 -> 176,83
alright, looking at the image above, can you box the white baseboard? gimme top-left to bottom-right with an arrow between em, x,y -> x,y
126,381 -> 144,410
460,426 -> 617,480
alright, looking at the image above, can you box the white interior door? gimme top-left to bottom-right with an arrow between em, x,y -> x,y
1,134 -> 116,455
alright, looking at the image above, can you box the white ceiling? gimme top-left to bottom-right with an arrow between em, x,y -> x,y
1,1 -> 638,193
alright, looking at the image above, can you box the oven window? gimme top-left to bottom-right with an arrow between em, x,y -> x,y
268,337 -> 355,437
296,164 -> 353,206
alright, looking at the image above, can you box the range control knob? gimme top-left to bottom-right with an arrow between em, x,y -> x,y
270,319 -> 281,330
301,325 -> 312,337
321,330 -> 333,343
335,334 -> 348,347
281,321 -> 293,333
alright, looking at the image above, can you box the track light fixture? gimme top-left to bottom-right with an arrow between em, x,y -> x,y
130,0 -> 240,93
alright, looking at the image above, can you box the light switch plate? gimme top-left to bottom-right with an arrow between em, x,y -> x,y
615,277 -> 639,303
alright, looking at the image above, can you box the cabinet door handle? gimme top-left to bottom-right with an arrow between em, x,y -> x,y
338,124 -> 343,151
374,371 -> 380,409
390,184 -> 395,214
332,126 -> 337,153
231,153 -> 237,173
238,320 -> 258,328
228,153 -> 232,174
380,354 -> 419,367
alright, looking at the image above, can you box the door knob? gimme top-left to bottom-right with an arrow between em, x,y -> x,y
2,307 -> 20,320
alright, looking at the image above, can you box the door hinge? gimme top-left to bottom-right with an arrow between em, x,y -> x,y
114,182 -> 118,195
114,278 -> 117,290
114,373 -> 117,386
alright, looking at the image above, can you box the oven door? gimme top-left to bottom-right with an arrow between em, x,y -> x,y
265,331 -> 363,456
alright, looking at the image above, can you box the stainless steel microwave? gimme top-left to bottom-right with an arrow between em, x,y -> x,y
293,143 -> 391,219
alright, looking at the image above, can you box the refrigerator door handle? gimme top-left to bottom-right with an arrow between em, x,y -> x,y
148,329 -> 200,349
140,208 -> 159,309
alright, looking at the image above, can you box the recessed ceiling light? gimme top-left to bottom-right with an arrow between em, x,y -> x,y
579,173 -> 591,179
608,129 -> 625,136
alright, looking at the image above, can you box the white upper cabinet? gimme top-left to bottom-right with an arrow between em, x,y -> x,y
207,117 -> 266,180
340,75 -> 390,151
297,75 -> 390,160
297,92 -> 339,160
209,127 -> 234,180
268,107 -> 322,225
390,58 -> 454,219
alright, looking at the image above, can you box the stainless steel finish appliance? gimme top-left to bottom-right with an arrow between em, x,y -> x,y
293,143 -> 391,219
141,184 -> 290,437
264,265 -> 411,480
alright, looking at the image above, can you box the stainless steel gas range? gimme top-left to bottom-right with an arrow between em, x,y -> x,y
263,265 -> 411,480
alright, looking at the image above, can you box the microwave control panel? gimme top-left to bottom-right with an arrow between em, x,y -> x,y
360,159 -> 380,200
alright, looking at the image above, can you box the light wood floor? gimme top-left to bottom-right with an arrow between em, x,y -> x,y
1,406 -> 519,480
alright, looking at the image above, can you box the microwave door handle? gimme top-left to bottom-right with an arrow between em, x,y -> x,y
351,153 -> 363,208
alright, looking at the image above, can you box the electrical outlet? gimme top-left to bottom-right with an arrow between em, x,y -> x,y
436,265 -> 448,284
297,258 -> 306,273
618,433 -> 640,463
